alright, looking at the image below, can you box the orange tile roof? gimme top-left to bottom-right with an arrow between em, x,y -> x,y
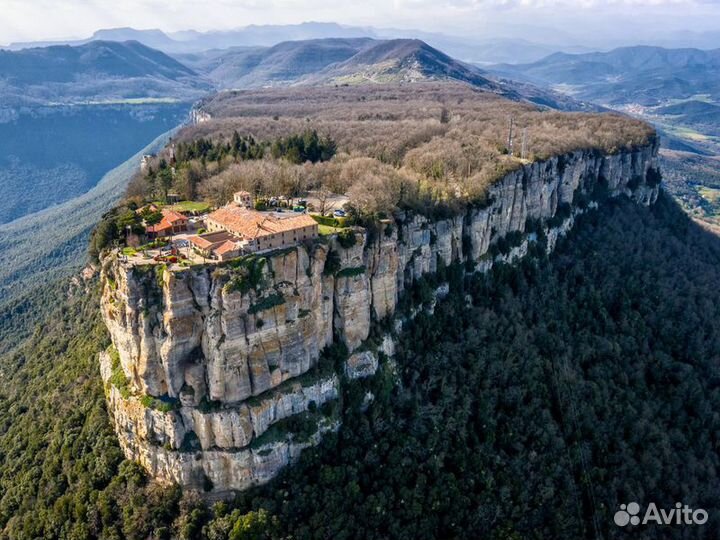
146,209 -> 188,234
207,207 -> 317,240
215,240 -> 240,255
162,209 -> 188,225
188,231 -> 236,250
146,222 -> 172,234
188,235 -> 214,250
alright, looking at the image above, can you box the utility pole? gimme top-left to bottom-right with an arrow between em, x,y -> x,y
507,116 -> 515,156
521,128 -> 528,160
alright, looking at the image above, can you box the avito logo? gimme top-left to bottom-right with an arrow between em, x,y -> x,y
614,502 -> 708,527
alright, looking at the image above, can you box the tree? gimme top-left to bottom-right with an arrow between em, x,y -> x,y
315,185 -> 333,216
229,509 -> 276,540
440,107 -> 451,124
88,215 -> 117,260
157,168 -> 173,203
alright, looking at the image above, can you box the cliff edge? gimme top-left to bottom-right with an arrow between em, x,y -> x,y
99,141 -> 661,493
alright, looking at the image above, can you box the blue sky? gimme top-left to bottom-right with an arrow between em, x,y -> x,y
2,0 -> 719,47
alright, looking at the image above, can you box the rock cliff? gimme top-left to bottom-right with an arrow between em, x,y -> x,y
99,141 -> 661,493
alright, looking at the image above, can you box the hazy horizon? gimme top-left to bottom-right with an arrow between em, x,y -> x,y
3,0 -> 720,51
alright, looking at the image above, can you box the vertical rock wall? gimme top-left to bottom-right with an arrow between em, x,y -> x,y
99,142 -> 661,493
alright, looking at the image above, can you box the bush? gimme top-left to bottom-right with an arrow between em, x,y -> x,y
336,266 -> 366,278
312,214 -> 349,228
337,229 -> 357,249
225,256 -> 266,294
107,346 -> 133,399
248,293 -> 285,315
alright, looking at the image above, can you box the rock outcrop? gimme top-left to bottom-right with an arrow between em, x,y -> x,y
99,142 -> 661,493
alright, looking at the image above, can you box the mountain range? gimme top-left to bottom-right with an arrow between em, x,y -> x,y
4,23 -> 592,65
0,37 -> 590,111
488,44 -> 720,187
490,46 -> 720,106
180,38 -> 503,91
0,40 -> 211,106
180,37 -> 594,111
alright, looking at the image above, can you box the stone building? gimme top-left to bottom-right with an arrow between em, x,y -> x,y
198,207 -> 318,254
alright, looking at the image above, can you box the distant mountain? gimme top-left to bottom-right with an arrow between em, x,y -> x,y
490,46 -> 720,106
185,37 -> 591,110
188,38 -> 503,91
7,24 -> 591,65
372,29 -> 591,65
91,28 -> 181,51
655,100 -> 720,117
168,22 -> 375,50
654,100 -> 720,137
7,23 -> 377,55
0,40 -> 211,105
179,38 -> 375,88
0,32 -> 598,114
302,38 -> 503,90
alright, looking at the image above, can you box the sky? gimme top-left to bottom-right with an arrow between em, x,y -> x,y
2,0 -> 720,48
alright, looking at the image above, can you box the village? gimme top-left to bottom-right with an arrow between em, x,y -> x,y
119,189 -> 351,268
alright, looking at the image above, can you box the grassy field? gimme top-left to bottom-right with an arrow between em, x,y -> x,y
169,200 -> 211,214
150,200 -> 212,214
318,224 -> 343,235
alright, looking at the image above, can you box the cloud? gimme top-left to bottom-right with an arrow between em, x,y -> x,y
0,0 -> 718,45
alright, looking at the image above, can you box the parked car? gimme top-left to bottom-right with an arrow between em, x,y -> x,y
333,209 -> 347,217
174,240 -> 189,248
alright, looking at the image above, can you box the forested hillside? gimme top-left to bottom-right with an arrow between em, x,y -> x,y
0,40 -> 210,106
1,192 -> 719,539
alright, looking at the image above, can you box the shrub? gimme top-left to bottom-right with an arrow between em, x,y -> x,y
140,394 -> 180,412
248,293 -> 285,315
108,348 -> 132,399
224,256 -> 266,294
336,266 -> 366,278
337,229 -> 357,249
312,214 -> 349,228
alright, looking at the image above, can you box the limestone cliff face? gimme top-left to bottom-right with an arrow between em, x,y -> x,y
100,142 -> 661,493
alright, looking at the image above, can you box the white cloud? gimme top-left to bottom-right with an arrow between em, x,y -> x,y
0,0 -> 718,46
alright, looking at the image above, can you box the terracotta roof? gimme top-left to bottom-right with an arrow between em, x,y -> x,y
146,222 -> 172,234
146,208 -> 188,234
188,235 -> 214,250
162,209 -> 188,225
215,240 -> 239,255
207,207 -> 317,240
188,230 -> 236,250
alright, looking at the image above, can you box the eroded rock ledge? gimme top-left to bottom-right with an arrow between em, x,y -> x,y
99,142 -> 661,493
